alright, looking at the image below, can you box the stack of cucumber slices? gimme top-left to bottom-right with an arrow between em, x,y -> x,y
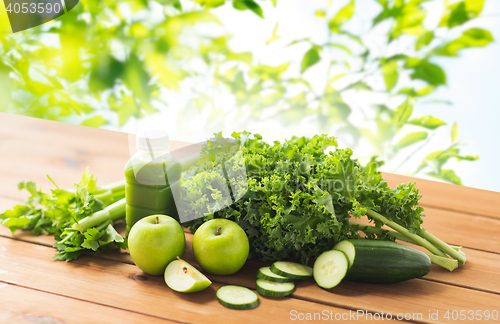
216,261 -> 313,310
216,240 -> 432,310
256,261 -> 313,297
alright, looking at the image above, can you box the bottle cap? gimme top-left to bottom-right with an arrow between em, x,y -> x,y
136,129 -> 170,152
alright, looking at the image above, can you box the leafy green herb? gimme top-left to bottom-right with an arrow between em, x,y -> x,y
0,169 -> 126,261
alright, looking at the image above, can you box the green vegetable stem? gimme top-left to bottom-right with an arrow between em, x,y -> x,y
72,198 -> 126,232
365,209 -> 447,258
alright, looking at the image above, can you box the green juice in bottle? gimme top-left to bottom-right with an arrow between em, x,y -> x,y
124,130 -> 181,235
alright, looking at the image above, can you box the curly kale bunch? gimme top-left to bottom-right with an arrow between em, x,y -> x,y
183,132 -> 464,268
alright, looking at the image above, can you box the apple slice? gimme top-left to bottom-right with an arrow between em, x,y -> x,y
164,258 -> 212,293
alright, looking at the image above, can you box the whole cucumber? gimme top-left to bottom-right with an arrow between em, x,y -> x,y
335,240 -> 431,284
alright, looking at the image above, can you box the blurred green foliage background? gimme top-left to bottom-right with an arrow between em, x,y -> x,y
0,0 -> 494,185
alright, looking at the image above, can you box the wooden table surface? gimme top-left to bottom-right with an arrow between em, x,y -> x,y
1,112 -> 499,324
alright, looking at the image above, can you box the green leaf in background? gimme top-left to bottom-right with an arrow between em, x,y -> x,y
251,63 -> 289,81
194,0 -> 225,8
81,116 -> 108,128
415,31 -> 434,50
405,58 -> 446,86
408,116 -> 446,129
428,169 -> 463,186
397,131 -> 428,149
440,0 -> 484,28
390,0 -> 427,38
145,54 -> 183,90
456,155 -> 479,161
0,61 -> 11,107
233,0 -> 264,18
326,43 -> 352,54
109,95 -> 139,127
451,122 -> 458,143
172,0 -> 182,11
398,86 -> 435,97
301,47 -> 321,73
381,61 -> 398,91
417,148 -> 461,173
433,28 -> 494,56
315,10 -> 326,18
329,0 -> 355,32
393,99 -> 414,129
372,3 -> 391,27
122,54 -> 155,113
266,23 -> 280,44
89,55 -> 125,92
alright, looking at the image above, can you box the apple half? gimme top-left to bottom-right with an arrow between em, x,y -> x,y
165,258 -> 212,293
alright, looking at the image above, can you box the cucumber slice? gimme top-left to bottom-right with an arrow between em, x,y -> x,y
256,267 -> 296,283
313,250 -> 349,289
256,279 -> 295,297
269,261 -> 313,280
333,240 -> 355,268
216,285 -> 259,310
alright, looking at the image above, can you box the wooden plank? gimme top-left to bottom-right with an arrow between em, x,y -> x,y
423,248 -> 500,294
0,113 -> 195,203
0,236 -> 369,324
1,223 -> 499,322
383,172 -> 500,219
0,113 -> 129,199
0,284 -> 177,324
420,206 -> 500,254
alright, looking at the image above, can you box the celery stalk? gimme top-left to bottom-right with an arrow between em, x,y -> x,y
365,209 -> 448,258
72,198 -> 126,232
424,253 -> 458,271
417,229 -> 467,265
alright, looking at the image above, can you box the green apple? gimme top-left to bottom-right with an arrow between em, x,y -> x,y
164,257 -> 212,293
128,215 -> 185,276
192,219 -> 249,275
